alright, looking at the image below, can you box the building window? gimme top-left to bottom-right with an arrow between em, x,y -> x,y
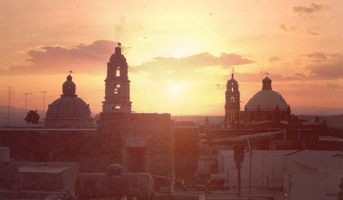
113,105 -> 121,110
115,67 -> 120,77
114,88 -> 119,95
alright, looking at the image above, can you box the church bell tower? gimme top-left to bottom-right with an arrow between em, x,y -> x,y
102,43 -> 132,113
224,71 -> 240,128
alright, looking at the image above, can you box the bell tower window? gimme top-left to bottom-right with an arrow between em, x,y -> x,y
115,67 -> 121,77
114,88 -> 119,95
113,105 -> 121,110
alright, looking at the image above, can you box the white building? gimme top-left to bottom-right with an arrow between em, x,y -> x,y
217,149 -> 343,199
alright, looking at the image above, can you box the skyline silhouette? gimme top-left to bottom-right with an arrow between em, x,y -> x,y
0,1 -> 342,115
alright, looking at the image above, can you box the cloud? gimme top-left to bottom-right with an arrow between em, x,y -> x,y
307,29 -> 319,36
131,52 -> 254,81
293,3 -> 328,15
1,40 -> 254,78
136,52 -> 254,69
1,40 -> 118,75
326,83 -> 343,89
268,56 -> 281,63
306,52 -> 328,62
279,24 -> 298,32
306,54 -> 343,79
280,24 -> 320,36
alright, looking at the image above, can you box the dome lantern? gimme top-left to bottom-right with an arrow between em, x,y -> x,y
62,75 -> 76,97
262,76 -> 272,90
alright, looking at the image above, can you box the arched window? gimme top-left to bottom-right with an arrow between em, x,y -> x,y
114,88 -> 119,95
115,67 -> 120,77
114,105 -> 121,110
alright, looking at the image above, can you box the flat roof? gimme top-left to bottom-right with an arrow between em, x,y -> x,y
0,128 -> 97,132
18,165 -> 70,173
14,161 -> 78,173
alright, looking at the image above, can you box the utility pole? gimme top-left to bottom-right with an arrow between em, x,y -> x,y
23,92 -> 32,111
248,139 -> 252,200
7,87 -> 12,126
40,90 -> 47,117
234,142 -> 244,198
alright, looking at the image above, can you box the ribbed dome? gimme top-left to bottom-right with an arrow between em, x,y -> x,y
46,96 -> 91,119
245,76 -> 289,112
245,90 -> 289,111
45,74 -> 93,128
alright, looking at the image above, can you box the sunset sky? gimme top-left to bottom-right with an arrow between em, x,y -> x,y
0,0 -> 342,116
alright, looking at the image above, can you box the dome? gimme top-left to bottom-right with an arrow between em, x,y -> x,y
45,75 -> 94,128
46,97 -> 91,119
245,76 -> 289,112
245,90 -> 289,111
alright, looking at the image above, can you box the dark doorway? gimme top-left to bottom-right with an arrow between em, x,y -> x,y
127,148 -> 145,172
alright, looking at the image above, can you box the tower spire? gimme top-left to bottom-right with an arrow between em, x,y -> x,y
231,66 -> 235,79
103,42 -> 131,113
225,69 -> 240,129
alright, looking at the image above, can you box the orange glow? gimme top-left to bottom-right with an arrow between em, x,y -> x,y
0,0 -> 342,116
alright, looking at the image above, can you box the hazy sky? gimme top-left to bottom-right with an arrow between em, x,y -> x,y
0,0 -> 342,115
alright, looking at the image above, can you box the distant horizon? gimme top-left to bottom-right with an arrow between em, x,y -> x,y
1,104 -> 342,116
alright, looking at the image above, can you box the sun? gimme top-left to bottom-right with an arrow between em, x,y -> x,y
167,81 -> 187,97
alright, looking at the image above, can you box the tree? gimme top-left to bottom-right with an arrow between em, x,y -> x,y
24,110 -> 40,124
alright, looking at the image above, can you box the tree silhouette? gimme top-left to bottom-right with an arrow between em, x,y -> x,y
24,110 -> 40,124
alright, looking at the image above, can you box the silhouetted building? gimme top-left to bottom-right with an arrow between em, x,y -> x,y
1,44 -> 175,184
224,72 -> 240,128
45,74 -> 94,128
98,43 -> 175,178
103,43 -> 131,113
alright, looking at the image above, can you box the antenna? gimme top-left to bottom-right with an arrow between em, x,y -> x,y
40,90 -> 48,116
23,92 -> 32,111
7,87 -> 12,126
